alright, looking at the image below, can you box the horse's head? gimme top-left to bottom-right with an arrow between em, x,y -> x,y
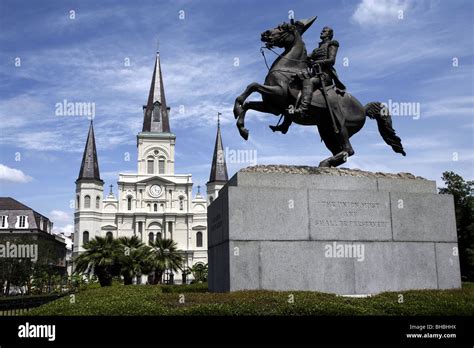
261,17 -> 317,49
261,22 -> 295,48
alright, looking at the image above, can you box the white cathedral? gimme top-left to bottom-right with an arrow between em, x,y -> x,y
73,51 -> 228,283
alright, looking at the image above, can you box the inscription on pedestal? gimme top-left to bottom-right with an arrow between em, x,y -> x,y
309,190 -> 392,240
210,213 -> 222,233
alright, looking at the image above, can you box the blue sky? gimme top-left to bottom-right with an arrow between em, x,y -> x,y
0,0 -> 473,234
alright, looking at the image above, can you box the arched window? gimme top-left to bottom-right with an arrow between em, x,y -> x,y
127,197 -> 132,211
84,195 -> 91,208
147,203 -> 151,211
196,232 -> 203,247
148,232 -> 154,244
147,157 -> 154,174
152,103 -> 161,122
209,196 -> 214,204
76,195 -> 80,209
106,232 -> 113,240
83,231 -> 89,244
154,203 -> 158,212
96,196 -> 100,209
179,197 -> 184,211
158,157 -> 165,174
157,232 -> 162,240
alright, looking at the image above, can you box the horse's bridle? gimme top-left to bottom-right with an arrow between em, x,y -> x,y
260,45 -> 307,72
260,28 -> 309,71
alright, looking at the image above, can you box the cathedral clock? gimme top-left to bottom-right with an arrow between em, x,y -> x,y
149,184 -> 162,198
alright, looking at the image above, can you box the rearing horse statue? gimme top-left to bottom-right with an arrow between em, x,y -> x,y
233,17 -> 406,167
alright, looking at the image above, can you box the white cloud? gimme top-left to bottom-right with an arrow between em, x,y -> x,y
371,135 -> 452,150
352,0 -> 410,26
171,101 -> 235,127
49,210 -> 71,223
340,30 -> 472,89
52,224 -> 74,236
7,130 -> 83,152
0,164 -> 33,183
421,95 -> 474,118
0,46 -> 258,154
0,95 -> 50,129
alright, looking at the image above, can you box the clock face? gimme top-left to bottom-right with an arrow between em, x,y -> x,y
149,184 -> 162,198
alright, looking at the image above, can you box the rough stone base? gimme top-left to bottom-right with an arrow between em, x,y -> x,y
208,166 -> 461,294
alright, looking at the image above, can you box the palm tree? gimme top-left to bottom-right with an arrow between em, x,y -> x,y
74,236 -> 120,287
117,236 -> 150,285
188,263 -> 208,283
148,238 -> 184,284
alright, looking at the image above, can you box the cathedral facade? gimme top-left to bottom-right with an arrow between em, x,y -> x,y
73,52 -> 228,283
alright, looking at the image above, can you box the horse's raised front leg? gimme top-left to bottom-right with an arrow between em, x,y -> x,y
243,101 -> 280,114
234,83 -> 283,140
242,101 -> 292,134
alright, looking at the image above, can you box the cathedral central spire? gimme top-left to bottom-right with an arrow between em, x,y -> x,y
77,120 -> 102,183
142,52 -> 171,133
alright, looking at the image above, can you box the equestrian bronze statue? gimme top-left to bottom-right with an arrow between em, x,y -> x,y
233,17 -> 406,167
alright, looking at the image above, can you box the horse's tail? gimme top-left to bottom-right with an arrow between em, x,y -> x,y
365,102 -> 406,156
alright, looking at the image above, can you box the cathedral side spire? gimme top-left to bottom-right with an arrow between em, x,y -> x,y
77,120 -> 102,183
208,112 -> 228,183
142,52 -> 171,133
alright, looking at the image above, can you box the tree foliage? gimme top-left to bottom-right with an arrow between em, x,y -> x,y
439,171 -> 474,281
74,236 -> 184,287
188,263 -> 208,283
147,238 -> 184,284
74,236 -> 120,287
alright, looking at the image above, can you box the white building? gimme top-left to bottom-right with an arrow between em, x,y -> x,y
73,51 -> 227,283
57,232 -> 73,275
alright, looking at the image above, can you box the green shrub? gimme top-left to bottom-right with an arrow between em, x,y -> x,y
26,282 -> 474,316
160,282 -> 208,293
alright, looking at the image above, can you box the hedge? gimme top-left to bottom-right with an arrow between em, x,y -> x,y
26,282 -> 474,316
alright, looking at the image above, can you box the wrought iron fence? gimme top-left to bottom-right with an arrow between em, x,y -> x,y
0,293 -> 68,316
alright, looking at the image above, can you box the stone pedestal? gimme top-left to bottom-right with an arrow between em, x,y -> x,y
207,166 -> 461,294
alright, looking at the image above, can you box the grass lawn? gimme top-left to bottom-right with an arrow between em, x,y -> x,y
25,282 -> 474,316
